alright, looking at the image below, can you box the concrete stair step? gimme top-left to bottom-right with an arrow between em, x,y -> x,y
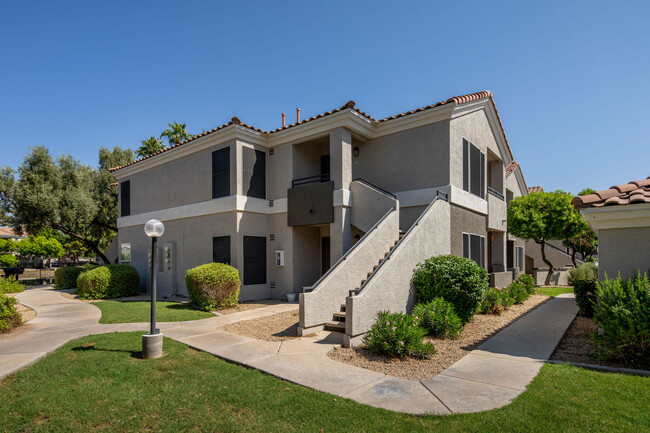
324,321 -> 345,332
340,304 -> 346,311
333,312 -> 346,320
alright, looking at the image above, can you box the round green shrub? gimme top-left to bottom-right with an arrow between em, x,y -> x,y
574,280 -> 597,317
54,266 -> 83,290
479,287 -> 510,315
76,264 -> 140,299
593,273 -> 650,368
412,298 -> 463,339
568,262 -> 598,285
507,281 -> 529,304
413,255 -> 488,324
185,263 -> 241,311
0,277 -> 24,294
363,311 -> 436,358
0,293 -> 22,333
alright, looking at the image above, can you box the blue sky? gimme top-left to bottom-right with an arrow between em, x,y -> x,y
1,1 -> 648,194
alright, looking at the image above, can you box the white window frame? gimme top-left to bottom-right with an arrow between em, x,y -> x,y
120,243 -> 131,264
515,246 -> 524,271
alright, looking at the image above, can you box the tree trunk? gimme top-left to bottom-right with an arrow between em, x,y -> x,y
571,248 -> 577,268
538,240 -> 554,286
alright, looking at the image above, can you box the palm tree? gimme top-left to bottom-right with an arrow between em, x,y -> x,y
160,122 -> 194,145
136,136 -> 166,158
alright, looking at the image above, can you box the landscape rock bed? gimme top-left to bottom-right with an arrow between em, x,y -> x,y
221,310 -> 300,341
328,294 -> 550,380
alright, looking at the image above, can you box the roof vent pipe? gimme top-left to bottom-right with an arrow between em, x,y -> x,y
282,113 -> 286,128
296,107 -> 301,123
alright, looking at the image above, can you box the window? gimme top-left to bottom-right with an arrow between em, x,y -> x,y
212,236 -> 231,265
515,246 -> 524,271
243,236 -> 266,285
243,147 -> 266,199
462,233 -> 485,268
212,147 -> 230,199
462,139 -> 485,199
120,181 -> 130,217
120,243 -> 131,263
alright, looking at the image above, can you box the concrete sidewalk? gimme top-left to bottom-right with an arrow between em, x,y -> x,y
0,287 -> 578,415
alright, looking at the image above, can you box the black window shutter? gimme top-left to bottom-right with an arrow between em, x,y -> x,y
479,151 -> 485,199
470,144 -> 482,197
479,236 -> 485,268
243,148 -> 266,199
470,234 -> 481,266
213,236 -> 231,265
462,233 -> 470,259
463,139 -> 469,192
212,147 -> 230,199
243,236 -> 266,285
120,181 -> 130,217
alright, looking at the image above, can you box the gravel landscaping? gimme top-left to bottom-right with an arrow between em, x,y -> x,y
328,294 -> 551,381
221,309 -> 300,341
550,316 -> 630,369
215,299 -> 284,315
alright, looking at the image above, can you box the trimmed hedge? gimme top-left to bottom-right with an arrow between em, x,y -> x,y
185,263 -> 241,311
568,262 -> 598,285
593,273 -> 650,368
412,298 -> 463,339
54,266 -> 83,290
76,264 -> 140,300
363,311 -> 436,358
413,255 -> 488,324
0,293 -> 22,333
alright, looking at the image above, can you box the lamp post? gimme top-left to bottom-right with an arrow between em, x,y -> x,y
143,219 -> 164,359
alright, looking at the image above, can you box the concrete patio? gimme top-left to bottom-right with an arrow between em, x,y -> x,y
0,286 -> 578,415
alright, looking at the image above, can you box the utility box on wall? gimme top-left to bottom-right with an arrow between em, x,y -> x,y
275,250 -> 284,267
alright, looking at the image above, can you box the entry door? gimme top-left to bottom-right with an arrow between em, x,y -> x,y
321,236 -> 330,275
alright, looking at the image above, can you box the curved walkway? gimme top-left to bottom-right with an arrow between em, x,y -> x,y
0,286 -> 578,415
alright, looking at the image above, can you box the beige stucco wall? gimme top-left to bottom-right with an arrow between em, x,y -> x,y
450,204 -> 487,262
598,227 -> 650,281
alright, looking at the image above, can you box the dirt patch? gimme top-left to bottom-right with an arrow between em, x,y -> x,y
5,293 -> 37,323
215,299 -> 283,315
550,316 -> 632,369
328,294 -> 550,381
221,310 -> 300,341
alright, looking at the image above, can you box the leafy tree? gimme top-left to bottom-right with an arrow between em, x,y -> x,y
17,235 -> 64,266
0,146 -> 134,264
0,239 -> 16,253
136,136 -> 166,158
508,191 -> 585,285
63,239 -> 88,265
160,122 -> 194,145
563,188 -> 598,265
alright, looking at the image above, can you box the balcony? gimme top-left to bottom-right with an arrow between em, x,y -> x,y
487,187 -> 507,231
288,175 -> 334,227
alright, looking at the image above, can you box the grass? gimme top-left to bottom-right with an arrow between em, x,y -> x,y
536,286 -> 574,297
95,301 -> 214,324
1,333 -> 648,432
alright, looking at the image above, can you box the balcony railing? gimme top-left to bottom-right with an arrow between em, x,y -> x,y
291,173 -> 330,188
488,186 -> 504,200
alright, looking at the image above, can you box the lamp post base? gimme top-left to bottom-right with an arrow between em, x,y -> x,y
142,333 -> 163,359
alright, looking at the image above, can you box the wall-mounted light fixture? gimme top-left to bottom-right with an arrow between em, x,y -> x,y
353,147 -> 360,157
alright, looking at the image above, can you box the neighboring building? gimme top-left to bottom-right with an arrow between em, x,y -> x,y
111,90 -> 528,345
573,177 -> 650,281
0,227 -> 26,241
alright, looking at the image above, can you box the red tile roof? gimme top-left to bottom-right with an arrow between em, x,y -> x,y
0,227 -> 23,238
505,161 -> 519,176
527,186 -> 544,194
572,177 -> 650,208
110,90 -> 516,173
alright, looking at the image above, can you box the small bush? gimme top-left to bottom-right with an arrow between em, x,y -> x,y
479,287 -> 507,315
363,311 -> 436,358
0,293 -> 22,333
507,281 -> 529,304
413,255 -> 488,324
0,254 -> 18,268
185,263 -> 241,311
412,298 -> 463,339
76,264 -> 140,299
54,266 -> 84,290
574,280 -> 598,317
0,278 -> 25,294
517,274 -> 536,295
568,262 -> 598,285
593,273 -> 650,368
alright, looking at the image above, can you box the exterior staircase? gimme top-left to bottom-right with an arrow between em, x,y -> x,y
324,230 -> 405,332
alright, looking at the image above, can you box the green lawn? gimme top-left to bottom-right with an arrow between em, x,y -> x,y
1,333 -> 648,432
536,286 -> 574,297
95,301 -> 214,324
